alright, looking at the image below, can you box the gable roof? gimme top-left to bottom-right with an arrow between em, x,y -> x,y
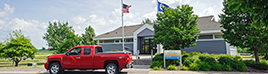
95,15 -> 221,38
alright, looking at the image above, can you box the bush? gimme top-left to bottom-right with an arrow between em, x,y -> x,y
199,62 -> 211,71
150,61 -> 163,68
222,65 -> 231,71
233,62 -> 247,72
243,60 -> 268,70
182,51 -> 188,55
234,55 -> 242,61
110,49 -> 119,51
260,59 -> 268,65
152,53 -> 163,61
168,65 -> 177,70
212,64 -> 223,71
153,67 -> 161,70
203,57 -> 217,65
189,63 -> 200,71
166,60 -> 180,66
218,57 -> 234,66
218,57 -> 247,71
187,56 -> 200,63
263,54 -> 268,60
182,55 -> 189,63
183,60 -> 191,67
199,55 -> 209,62
181,66 -> 189,70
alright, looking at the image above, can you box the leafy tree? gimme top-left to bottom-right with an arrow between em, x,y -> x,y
81,25 -> 97,45
219,0 -> 268,62
227,0 -> 268,27
153,5 -> 200,50
0,29 -> 37,66
141,18 -> 152,24
43,22 -> 80,53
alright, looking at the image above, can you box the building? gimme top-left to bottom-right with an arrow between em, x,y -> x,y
93,15 -> 237,55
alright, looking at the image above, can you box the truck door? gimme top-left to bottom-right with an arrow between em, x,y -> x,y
80,47 -> 94,69
63,47 -> 82,69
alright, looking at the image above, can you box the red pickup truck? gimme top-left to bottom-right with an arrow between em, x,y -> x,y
44,45 -> 133,74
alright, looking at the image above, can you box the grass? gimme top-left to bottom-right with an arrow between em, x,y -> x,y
0,50 -> 54,69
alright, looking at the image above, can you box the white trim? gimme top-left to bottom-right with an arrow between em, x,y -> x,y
94,36 -> 133,40
199,29 -> 221,34
133,24 -> 154,55
197,39 -> 224,41
99,42 -> 133,44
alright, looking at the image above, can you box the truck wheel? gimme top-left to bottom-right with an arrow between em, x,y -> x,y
49,62 -> 63,74
105,63 -> 118,74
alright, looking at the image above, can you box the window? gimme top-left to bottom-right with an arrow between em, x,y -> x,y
198,35 -> 213,39
125,39 -> 133,42
215,35 -> 223,39
83,47 -> 91,55
69,47 -> 81,55
99,40 -> 104,43
105,40 -> 114,43
95,47 -> 103,54
114,40 -> 121,43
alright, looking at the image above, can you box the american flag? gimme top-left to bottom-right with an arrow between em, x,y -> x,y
123,4 -> 131,13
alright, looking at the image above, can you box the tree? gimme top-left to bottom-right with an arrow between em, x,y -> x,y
0,29 -> 37,66
141,18 -> 157,24
81,25 -> 98,45
219,0 -> 268,62
227,0 -> 268,27
153,5 -> 200,50
43,22 -> 81,53
141,18 -> 152,24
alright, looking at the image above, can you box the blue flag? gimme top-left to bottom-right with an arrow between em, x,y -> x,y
158,2 -> 169,12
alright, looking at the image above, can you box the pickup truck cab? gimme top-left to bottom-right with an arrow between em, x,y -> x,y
44,45 -> 133,74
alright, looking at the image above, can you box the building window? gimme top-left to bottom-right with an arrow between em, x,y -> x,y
125,39 -> 133,42
99,40 -> 104,43
114,40 -> 121,43
215,35 -> 223,39
105,40 -> 114,43
198,35 -> 213,39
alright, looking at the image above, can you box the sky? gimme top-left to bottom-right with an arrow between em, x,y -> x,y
0,0 -> 224,49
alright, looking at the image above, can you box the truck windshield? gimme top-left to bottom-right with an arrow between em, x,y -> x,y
95,47 -> 103,54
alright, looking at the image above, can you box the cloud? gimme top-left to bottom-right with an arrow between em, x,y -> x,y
0,4 -> 15,26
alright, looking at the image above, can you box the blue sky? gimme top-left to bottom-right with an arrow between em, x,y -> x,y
0,0 -> 223,49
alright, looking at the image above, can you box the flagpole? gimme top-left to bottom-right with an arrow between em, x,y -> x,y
122,0 -> 125,53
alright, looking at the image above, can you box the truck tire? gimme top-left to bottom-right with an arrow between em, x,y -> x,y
49,62 -> 63,74
105,63 -> 119,74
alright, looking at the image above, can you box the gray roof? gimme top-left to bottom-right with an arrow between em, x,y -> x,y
95,15 -> 221,38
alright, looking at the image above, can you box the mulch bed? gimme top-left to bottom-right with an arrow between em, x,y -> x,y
247,67 -> 268,73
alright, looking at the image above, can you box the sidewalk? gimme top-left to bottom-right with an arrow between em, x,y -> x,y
149,71 -> 268,74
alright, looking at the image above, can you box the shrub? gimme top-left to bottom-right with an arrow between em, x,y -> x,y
150,61 -> 163,68
189,52 -> 202,56
254,63 -> 268,70
212,64 -> 223,71
189,63 -> 200,71
243,60 -> 256,67
187,56 -> 200,63
166,60 -> 180,66
110,49 -> 119,51
222,65 -> 231,71
233,61 -> 247,72
218,57 -> 247,71
183,60 -> 191,67
153,67 -> 161,70
199,55 -> 209,62
203,57 -> 217,65
182,51 -> 188,55
218,57 -> 234,66
168,65 -> 177,70
182,55 -> 189,63
260,59 -> 268,65
234,55 -> 242,61
152,53 -> 163,61
199,62 -> 211,71
263,54 -> 268,60
181,66 -> 189,70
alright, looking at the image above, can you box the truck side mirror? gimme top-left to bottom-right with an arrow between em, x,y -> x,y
66,52 -> 69,56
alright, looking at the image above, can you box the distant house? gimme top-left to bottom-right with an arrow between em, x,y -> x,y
93,15 -> 237,55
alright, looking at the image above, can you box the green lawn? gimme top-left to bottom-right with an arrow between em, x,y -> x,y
0,50 -> 54,69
